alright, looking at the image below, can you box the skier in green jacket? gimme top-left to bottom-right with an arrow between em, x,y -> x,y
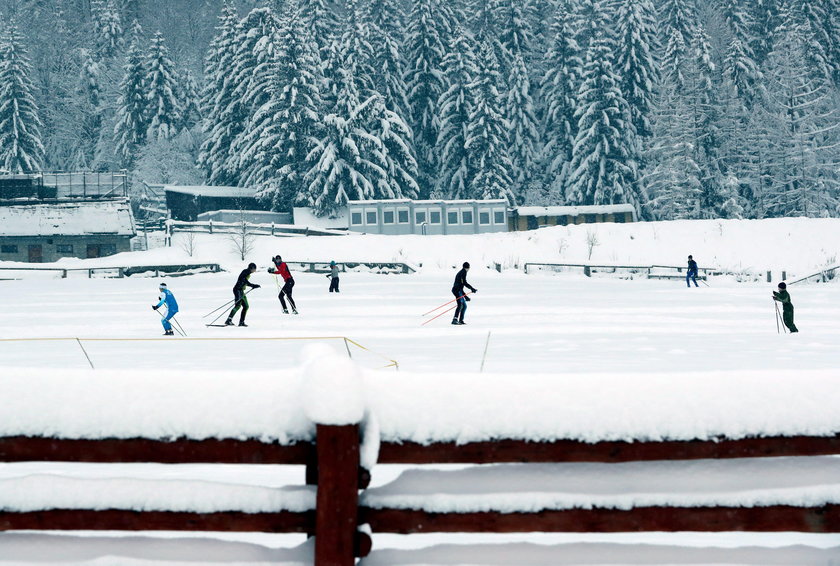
773,282 -> 799,333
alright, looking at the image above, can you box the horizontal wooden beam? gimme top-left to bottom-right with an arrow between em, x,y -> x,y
0,436 -> 314,465
0,509 -> 314,533
377,435 -> 840,464
363,504 -> 840,534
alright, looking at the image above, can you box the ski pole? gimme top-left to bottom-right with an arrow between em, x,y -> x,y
421,304 -> 457,326
208,288 -> 255,326
774,299 -> 780,334
155,309 -> 186,337
774,301 -> 786,333
203,298 -> 237,319
422,292 -> 473,317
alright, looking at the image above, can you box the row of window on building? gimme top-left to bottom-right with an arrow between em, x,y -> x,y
351,207 -> 506,228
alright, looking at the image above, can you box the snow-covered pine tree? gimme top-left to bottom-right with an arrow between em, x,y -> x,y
113,22 -> 148,166
144,31 -> 182,142
303,94 -> 388,216
643,80 -> 703,219
238,11 -> 324,212
506,50 -> 539,202
436,27 -> 479,199
723,35 -> 762,108
197,1 -> 240,184
566,27 -> 639,209
404,0 -> 449,197
367,93 -> 420,201
615,0 -> 658,141
465,39 -> 514,203
0,23 -> 45,173
178,69 -> 202,131
364,0 -> 411,123
720,0 -> 754,51
540,1 -> 582,200
658,0 -> 696,50
75,48 -> 103,168
337,0 -> 376,102
497,0 -> 533,61
224,7 -> 282,182
299,0 -> 341,61
790,0 -> 834,84
755,16 -> 840,217
750,0 -> 781,65
93,0 -> 123,59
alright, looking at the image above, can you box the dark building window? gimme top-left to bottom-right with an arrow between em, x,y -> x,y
447,211 -> 459,224
429,210 -> 441,224
461,210 -> 473,224
1,245 -> 18,253
585,214 -> 596,223
479,212 -> 490,225
351,212 -> 363,225
366,211 -> 377,224
614,213 -> 626,223
100,244 -> 117,256
494,210 -> 505,224
415,210 -> 426,224
383,210 -> 395,224
398,209 -> 409,223
56,244 -> 73,253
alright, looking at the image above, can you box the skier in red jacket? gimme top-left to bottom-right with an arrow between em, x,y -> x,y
268,255 -> 298,314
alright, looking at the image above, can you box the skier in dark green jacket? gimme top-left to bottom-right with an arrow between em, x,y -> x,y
773,282 -> 798,333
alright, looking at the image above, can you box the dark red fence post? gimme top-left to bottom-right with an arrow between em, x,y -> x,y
314,424 -> 360,566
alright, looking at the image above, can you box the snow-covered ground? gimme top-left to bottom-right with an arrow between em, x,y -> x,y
1,219 -> 839,564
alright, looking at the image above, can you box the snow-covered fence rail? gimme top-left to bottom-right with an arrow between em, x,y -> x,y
789,264 -> 839,285
168,220 -> 347,238
286,260 -> 417,274
2,366 -> 840,564
524,262 -> 724,280
0,263 -> 221,279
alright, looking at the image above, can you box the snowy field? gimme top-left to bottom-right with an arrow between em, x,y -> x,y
1,219 -> 840,564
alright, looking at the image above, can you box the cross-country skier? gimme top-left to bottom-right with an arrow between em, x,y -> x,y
773,282 -> 799,333
152,282 -> 178,336
268,255 -> 297,314
686,255 -> 699,288
225,263 -> 260,327
451,262 -> 477,325
327,260 -> 340,293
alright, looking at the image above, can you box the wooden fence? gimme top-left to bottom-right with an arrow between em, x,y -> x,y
0,263 -> 221,279
168,220 -> 347,238
2,430 -> 839,565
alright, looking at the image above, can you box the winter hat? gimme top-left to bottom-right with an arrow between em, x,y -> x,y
159,282 -> 167,288
778,282 -> 787,289
248,262 -> 257,270
688,255 -> 693,259
463,262 -> 470,269
330,261 -> 336,266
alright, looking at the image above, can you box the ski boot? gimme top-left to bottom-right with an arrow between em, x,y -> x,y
282,308 -> 289,314
451,319 -> 460,325
292,308 -> 298,315
238,321 -> 248,327
224,318 -> 234,326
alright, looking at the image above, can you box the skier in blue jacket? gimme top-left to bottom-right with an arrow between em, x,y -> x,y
152,282 -> 179,336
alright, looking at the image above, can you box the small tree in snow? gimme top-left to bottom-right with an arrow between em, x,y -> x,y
228,208 -> 256,261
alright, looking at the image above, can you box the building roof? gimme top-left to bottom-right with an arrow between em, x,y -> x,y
516,204 -> 637,217
346,199 -> 508,206
0,200 -> 135,236
163,185 -> 258,198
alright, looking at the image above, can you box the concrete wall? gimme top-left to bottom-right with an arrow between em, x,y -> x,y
0,235 -> 132,263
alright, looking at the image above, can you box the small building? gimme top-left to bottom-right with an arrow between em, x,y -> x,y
0,200 -> 136,262
344,199 -> 509,235
163,185 -> 273,221
510,204 -> 637,231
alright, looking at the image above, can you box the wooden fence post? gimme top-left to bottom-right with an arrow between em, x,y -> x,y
315,424 -> 360,566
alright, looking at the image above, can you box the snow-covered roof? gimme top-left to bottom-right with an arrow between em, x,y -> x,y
163,185 -> 258,198
347,199 -> 508,206
516,204 -> 636,217
0,200 -> 135,237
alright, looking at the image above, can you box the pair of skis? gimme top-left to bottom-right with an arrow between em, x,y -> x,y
421,292 -> 473,326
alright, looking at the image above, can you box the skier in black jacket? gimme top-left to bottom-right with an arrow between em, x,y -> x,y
451,262 -> 477,325
225,263 -> 260,326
